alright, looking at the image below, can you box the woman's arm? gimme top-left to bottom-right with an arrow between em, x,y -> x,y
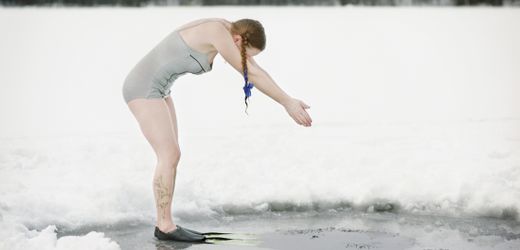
208,23 -> 312,126
208,23 -> 291,105
246,56 -> 294,106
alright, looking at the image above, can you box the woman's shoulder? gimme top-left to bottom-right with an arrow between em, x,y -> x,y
201,18 -> 232,33
206,17 -> 232,27
175,18 -> 231,33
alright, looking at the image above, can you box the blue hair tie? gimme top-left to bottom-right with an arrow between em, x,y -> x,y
243,82 -> 254,97
243,68 -> 254,99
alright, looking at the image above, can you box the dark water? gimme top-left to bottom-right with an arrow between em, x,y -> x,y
56,210 -> 520,250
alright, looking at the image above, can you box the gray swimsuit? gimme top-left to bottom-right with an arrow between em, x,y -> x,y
122,30 -> 213,103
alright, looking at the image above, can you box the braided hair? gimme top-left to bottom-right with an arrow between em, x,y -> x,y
230,19 -> 266,115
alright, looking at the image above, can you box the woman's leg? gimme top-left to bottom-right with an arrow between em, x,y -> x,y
164,96 -> 178,143
127,97 -> 181,233
163,95 -> 178,220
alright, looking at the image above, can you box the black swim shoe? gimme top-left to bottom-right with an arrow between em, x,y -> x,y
177,224 -> 204,235
154,225 -> 206,242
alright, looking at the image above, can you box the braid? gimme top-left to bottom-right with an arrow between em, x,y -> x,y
240,35 -> 248,76
240,35 -> 250,114
230,18 -> 266,115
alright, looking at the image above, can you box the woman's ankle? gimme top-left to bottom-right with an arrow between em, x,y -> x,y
156,221 -> 177,232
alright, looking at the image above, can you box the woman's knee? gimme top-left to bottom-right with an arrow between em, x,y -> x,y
128,98 -> 182,166
158,145 -> 181,166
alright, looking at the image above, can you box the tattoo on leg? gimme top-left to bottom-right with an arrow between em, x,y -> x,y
154,175 -> 171,220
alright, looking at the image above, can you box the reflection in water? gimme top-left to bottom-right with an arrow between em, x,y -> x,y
154,240 -> 199,250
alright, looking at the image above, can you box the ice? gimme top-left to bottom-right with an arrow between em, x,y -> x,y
0,5 -> 519,250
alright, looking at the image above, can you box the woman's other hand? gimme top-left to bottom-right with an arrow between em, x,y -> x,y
282,98 -> 312,127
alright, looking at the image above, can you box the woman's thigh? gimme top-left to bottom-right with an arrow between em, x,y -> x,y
127,98 -> 180,160
164,96 -> 178,142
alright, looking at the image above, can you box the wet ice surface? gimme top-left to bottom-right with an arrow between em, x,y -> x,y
56,210 -> 520,250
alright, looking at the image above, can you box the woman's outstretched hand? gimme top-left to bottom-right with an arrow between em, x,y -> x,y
282,98 -> 312,127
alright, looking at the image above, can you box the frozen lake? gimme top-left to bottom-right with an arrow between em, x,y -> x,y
0,6 -> 519,250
